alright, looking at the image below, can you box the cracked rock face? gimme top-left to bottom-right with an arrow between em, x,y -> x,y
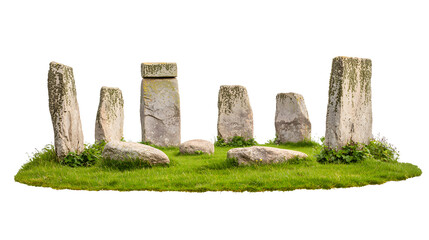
275,93 -> 311,143
95,87 -> 124,142
102,141 -> 169,165
140,63 -> 180,147
217,85 -> 253,141
227,146 -> 308,166
47,62 -> 84,159
325,56 -> 372,148
179,139 -> 214,155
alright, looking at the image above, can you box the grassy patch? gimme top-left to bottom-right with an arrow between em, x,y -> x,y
14,142 -> 422,192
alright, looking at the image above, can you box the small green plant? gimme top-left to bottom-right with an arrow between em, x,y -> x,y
316,137 -> 400,164
266,135 -> 279,145
62,140 -> 106,167
215,136 -> 257,147
316,141 -> 370,164
32,144 -> 58,162
367,137 -> 399,162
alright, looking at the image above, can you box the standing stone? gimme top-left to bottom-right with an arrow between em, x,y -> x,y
275,93 -> 311,143
325,56 -> 372,148
217,85 -> 253,141
47,62 -> 84,159
140,63 -> 180,147
95,87 -> 124,142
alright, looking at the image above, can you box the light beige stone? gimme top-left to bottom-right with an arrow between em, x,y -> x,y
47,62 -> 84,159
95,87 -> 124,142
217,85 -> 253,141
275,93 -> 311,143
141,62 -> 177,78
102,141 -> 169,165
179,139 -> 214,155
325,56 -> 372,148
140,77 -> 180,147
227,146 -> 308,166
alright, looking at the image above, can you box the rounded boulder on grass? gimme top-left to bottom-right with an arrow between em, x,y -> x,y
102,141 -> 169,165
179,139 -> 214,155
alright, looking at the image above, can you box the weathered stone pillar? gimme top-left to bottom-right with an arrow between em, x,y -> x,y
217,85 -> 253,141
95,87 -> 124,142
325,56 -> 372,148
47,62 -> 84,159
140,63 -> 180,147
275,93 -> 311,143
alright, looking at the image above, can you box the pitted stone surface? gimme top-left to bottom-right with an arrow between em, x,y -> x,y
102,141 -> 169,165
140,78 -> 181,147
95,87 -> 124,142
227,146 -> 308,166
47,62 -> 84,159
217,85 -> 253,141
275,93 -> 311,143
141,62 -> 177,78
325,56 -> 372,148
179,139 -> 214,155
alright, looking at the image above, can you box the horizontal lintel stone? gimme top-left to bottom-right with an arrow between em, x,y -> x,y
141,62 -> 177,78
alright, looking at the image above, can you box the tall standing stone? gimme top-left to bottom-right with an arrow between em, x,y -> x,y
47,62 -> 84,159
275,93 -> 311,143
140,63 -> 180,147
217,85 -> 253,141
95,86 -> 124,142
325,56 -> 372,148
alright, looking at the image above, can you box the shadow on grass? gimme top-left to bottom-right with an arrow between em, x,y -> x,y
200,156 -> 315,171
100,158 -> 171,171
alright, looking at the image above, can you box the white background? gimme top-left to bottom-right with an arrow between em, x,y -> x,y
1,0 -> 428,239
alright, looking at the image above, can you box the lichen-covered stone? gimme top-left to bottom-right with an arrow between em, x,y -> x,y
140,78 -> 181,147
102,141 -> 169,165
275,93 -> 311,143
179,139 -> 214,155
47,61 -> 84,159
325,56 -> 372,148
141,62 -> 177,78
227,146 -> 307,166
95,87 -> 124,142
217,85 -> 253,141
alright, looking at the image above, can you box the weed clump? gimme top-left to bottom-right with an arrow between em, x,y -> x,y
62,141 -> 106,167
215,136 -> 257,147
316,137 -> 399,164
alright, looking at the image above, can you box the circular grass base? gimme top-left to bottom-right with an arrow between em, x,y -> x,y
14,144 -> 422,192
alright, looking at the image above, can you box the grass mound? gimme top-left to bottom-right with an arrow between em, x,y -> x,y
14,143 -> 422,192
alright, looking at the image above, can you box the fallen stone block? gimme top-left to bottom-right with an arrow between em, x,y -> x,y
227,146 -> 307,166
179,139 -> 214,155
102,141 -> 169,165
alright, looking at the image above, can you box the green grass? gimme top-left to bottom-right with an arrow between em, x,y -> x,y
14,143 -> 422,192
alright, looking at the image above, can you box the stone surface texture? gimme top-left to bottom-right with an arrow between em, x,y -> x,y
275,93 -> 311,143
325,56 -> 372,148
141,62 -> 177,78
47,61 -> 84,159
217,85 -> 253,141
95,87 -> 124,142
227,146 -> 308,166
140,62 -> 180,147
102,141 -> 169,165
179,139 -> 214,155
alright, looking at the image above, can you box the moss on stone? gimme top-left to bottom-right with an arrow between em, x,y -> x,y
218,85 -> 247,114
